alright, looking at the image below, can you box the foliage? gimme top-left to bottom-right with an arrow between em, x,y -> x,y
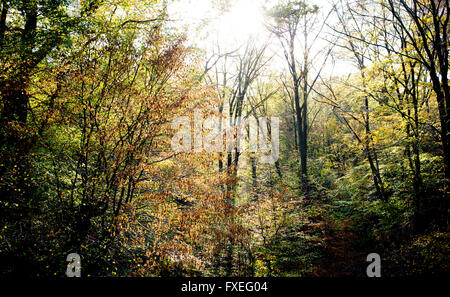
0,0 -> 448,277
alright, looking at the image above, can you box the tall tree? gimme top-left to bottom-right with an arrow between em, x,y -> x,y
0,0 -> 101,124
266,1 -> 329,191
329,0 -> 388,201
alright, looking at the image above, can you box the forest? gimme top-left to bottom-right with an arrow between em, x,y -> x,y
0,0 -> 448,278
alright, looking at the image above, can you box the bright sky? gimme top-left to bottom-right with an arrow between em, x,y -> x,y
169,0 -> 268,50
168,0 -> 357,76
211,0 -> 267,45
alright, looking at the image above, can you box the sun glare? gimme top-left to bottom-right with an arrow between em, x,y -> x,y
214,0 -> 266,45
169,0 -> 268,50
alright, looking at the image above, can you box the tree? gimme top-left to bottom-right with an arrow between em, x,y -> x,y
0,0 -> 101,124
383,0 -> 450,197
328,0 -> 388,201
329,0 -> 448,226
206,39 -> 269,276
266,0 -> 330,191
